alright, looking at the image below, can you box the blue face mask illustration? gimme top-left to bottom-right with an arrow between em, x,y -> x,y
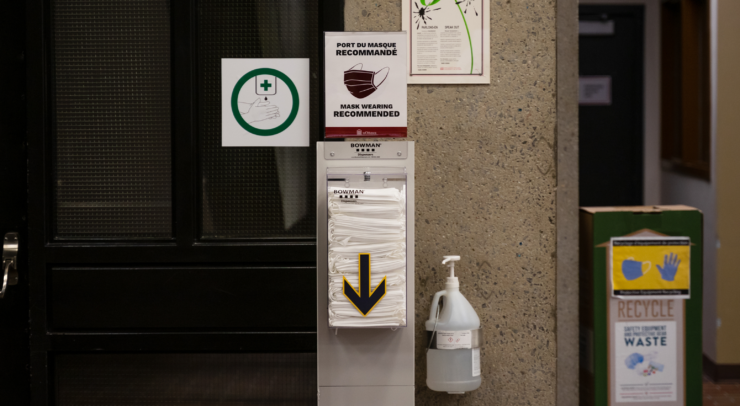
625,353 -> 644,369
621,258 -> 651,281
625,352 -> 663,376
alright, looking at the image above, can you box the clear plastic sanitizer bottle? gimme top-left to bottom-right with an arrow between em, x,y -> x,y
426,256 -> 482,394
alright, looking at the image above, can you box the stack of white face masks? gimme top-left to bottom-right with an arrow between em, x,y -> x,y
327,186 -> 407,327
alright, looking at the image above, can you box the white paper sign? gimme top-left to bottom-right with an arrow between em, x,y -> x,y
402,0 -> 490,84
614,321 -> 678,403
579,20 -> 615,36
222,58 -> 310,147
579,76 -> 612,106
436,330 -> 472,349
324,32 -> 407,138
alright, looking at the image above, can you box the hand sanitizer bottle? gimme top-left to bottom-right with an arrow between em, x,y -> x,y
426,255 -> 482,394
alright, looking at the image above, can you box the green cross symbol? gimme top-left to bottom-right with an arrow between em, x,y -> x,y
260,79 -> 272,91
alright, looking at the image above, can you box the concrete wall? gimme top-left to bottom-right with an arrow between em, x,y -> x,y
715,0 -> 740,366
344,0 -> 575,404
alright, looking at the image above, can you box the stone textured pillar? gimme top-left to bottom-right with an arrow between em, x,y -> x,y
344,1 -> 569,404
556,0 -> 579,405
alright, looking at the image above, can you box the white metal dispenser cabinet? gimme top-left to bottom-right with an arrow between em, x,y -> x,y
316,141 -> 415,406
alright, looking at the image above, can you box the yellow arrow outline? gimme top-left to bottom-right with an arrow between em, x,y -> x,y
342,253 -> 388,317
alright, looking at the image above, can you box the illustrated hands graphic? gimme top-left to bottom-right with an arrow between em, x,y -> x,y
240,98 -> 280,124
657,252 -> 681,282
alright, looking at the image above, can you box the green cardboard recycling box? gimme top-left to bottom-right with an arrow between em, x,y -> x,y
579,206 -> 702,406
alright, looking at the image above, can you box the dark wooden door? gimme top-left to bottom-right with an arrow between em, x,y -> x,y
24,1 -> 343,404
579,6 -> 645,206
0,1 -> 30,404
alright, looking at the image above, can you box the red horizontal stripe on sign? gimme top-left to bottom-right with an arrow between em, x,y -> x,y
325,127 -> 407,138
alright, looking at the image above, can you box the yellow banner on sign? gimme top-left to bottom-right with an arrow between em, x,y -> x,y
611,237 -> 690,299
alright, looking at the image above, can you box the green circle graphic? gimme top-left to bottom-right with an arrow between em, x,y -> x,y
231,68 -> 299,136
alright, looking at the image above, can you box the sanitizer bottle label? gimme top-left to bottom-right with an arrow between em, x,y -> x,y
436,330 -> 472,349
472,348 -> 481,376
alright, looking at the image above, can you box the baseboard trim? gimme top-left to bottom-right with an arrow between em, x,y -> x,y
704,353 -> 740,381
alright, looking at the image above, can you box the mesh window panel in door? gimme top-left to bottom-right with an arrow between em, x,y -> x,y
52,0 -> 173,239
199,0 -> 318,239
55,353 -> 316,405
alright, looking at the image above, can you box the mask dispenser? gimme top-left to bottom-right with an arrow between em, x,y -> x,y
316,142 -> 415,406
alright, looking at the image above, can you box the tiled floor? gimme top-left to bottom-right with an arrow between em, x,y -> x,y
704,378 -> 740,405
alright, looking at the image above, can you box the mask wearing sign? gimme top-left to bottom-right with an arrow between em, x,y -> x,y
343,64 -> 389,99
324,32 -> 407,138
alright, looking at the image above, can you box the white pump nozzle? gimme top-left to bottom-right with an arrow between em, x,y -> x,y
442,256 -> 461,288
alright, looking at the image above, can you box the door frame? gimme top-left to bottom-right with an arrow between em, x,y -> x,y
0,0 -> 28,404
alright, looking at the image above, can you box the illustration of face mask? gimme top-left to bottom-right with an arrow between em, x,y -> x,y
621,258 -> 651,281
344,64 -> 390,99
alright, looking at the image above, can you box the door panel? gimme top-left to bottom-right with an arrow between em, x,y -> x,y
579,6 -> 645,206
27,0 -> 342,403
49,266 -> 316,331
197,0 -> 318,239
55,353 -> 316,405
51,0 -> 174,240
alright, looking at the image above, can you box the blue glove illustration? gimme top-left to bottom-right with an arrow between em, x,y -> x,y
625,353 -> 644,369
657,252 -> 681,282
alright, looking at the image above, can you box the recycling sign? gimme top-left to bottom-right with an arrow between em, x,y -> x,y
222,59 -> 309,147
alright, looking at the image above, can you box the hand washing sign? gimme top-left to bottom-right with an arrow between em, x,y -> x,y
324,32 -> 407,138
222,59 -> 309,147
611,237 -> 691,299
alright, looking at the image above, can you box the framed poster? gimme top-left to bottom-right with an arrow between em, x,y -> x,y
402,0 -> 490,84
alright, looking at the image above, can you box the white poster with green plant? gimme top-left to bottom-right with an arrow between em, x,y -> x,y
402,0 -> 490,84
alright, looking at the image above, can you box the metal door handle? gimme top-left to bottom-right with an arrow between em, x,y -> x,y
1,232 -> 18,298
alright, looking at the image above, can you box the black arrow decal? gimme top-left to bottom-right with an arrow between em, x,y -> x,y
343,253 -> 387,316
